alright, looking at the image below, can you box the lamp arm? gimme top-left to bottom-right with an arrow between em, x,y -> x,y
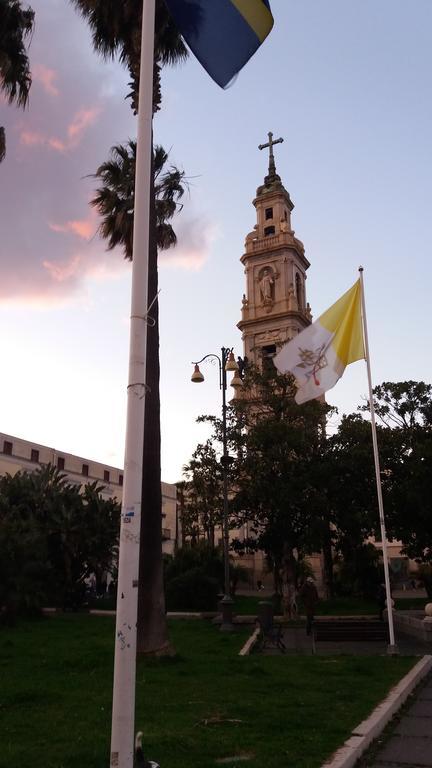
191,353 -> 222,368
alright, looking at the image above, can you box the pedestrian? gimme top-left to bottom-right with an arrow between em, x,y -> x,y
300,577 -> 319,636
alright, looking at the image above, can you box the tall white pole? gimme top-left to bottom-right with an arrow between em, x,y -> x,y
110,2 -> 156,766
358,267 -> 398,653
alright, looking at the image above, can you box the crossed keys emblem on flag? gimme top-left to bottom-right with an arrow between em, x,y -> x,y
297,344 -> 328,386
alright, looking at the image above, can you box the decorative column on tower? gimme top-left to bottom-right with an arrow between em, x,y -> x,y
238,132 -> 312,370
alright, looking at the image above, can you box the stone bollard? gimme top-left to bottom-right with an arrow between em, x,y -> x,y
220,595 -> 234,632
257,600 -> 273,628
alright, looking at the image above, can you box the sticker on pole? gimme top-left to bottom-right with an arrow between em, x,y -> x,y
122,505 -> 136,524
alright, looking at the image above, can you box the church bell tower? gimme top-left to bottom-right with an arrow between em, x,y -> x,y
238,132 -> 312,369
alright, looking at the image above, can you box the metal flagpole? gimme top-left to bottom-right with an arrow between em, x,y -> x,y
358,267 -> 398,654
110,1 -> 156,766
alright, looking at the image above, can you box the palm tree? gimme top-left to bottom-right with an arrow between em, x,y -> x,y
91,140 -> 185,655
71,0 -> 187,655
0,0 -> 34,162
70,0 -> 187,113
92,141 -> 185,259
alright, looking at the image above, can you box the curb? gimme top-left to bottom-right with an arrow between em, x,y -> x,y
320,654 -> 432,768
239,627 -> 260,656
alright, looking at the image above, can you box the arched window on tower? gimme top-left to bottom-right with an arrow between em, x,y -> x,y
295,272 -> 304,309
261,344 -> 276,372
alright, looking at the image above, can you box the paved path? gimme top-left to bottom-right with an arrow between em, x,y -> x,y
261,626 -> 432,656
358,674 -> 432,767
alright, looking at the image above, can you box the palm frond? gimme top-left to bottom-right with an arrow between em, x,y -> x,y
0,0 -> 34,108
91,140 -> 186,259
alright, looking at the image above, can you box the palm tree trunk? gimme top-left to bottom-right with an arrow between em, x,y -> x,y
136,146 -> 171,656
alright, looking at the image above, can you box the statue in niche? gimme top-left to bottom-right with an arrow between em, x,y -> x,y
280,211 -> 289,233
288,282 -> 298,311
259,268 -> 275,304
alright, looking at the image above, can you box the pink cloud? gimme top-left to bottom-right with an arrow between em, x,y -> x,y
0,236 -> 129,308
159,215 -> 216,271
20,106 -> 102,154
48,137 -> 66,152
20,130 -> 46,146
49,213 -> 96,241
43,254 -> 81,282
67,107 -> 101,145
33,64 -> 60,97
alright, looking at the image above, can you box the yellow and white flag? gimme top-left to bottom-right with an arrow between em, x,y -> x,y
274,279 -> 365,404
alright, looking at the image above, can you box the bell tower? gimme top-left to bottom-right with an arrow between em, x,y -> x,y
238,132 -> 312,369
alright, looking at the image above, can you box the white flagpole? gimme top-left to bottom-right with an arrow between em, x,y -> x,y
110,1 -> 156,766
358,267 -> 398,654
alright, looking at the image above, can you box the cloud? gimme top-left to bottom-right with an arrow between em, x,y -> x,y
19,106 -> 102,153
49,212 -> 96,241
20,130 -> 46,146
0,0 -> 139,309
0,234 -> 128,308
159,214 -> 216,271
43,254 -> 81,282
67,108 -> 100,144
33,64 -> 60,97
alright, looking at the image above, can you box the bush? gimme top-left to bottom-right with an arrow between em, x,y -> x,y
334,543 -> 382,599
418,564 -> 432,599
165,568 -> 220,611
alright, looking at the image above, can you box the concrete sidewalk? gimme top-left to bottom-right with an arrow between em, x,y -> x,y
260,626 -> 432,656
358,674 -> 432,767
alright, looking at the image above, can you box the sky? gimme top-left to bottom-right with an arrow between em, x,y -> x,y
1,0 -> 432,483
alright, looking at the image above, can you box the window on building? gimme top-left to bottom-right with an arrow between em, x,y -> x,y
264,225 -> 275,237
262,344 -> 276,372
119,474 -> 123,486
82,463 -> 89,477
3,440 -> 12,455
31,448 -> 39,463
104,470 -> 110,482
265,207 -> 273,220
57,456 -> 65,470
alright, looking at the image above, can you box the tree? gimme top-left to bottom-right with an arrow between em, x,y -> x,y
360,380 -> 432,432
182,440 -> 224,548
91,142 -> 185,259
0,466 -> 120,618
71,0 -> 187,654
360,381 -> 432,567
227,365 -> 329,612
0,0 -> 34,162
0,470 -> 49,621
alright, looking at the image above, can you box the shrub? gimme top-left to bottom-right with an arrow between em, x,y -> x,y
165,568 -> 220,611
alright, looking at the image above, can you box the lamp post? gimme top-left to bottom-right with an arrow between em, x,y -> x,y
191,348 -> 243,630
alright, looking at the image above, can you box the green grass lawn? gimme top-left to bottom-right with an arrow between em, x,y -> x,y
85,592 -> 429,618
234,593 -> 429,617
0,614 -> 416,768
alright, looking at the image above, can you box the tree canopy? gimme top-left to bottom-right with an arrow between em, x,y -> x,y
182,375 -> 432,599
0,465 -> 120,620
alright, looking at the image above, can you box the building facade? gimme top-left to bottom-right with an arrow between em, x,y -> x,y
0,431 -> 178,556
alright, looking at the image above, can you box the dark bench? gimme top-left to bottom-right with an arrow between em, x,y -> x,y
256,615 -> 286,653
313,618 -> 389,642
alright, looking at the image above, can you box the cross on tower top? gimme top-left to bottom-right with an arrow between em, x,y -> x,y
258,131 -> 284,182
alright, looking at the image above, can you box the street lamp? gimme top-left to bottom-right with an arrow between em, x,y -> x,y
191,347 -> 243,630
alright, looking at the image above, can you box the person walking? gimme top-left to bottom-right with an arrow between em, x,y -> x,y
300,577 -> 319,636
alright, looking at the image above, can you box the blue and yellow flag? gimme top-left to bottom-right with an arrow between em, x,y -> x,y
164,0 -> 274,88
